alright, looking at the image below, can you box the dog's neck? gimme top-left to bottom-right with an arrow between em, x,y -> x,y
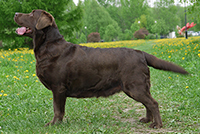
33,26 -> 63,53
42,26 -> 63,43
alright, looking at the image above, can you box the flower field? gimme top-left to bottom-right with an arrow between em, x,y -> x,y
0,37 -> 199,133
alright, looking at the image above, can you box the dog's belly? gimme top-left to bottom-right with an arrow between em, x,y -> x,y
67,85 -> 122,98
66,79 -> 123,98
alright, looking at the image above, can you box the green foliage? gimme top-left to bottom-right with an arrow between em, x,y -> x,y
79,33 -> 87,43
145,34 -> 157,40
131,22 -> 140,33
119,0 -> 148,31
118,29 -> 133,41
151,19 -> 169,35
104,23 -> 121,41
0,0 -> 83,49
83,0 -> 118,39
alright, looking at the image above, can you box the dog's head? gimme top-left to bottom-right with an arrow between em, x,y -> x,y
14,9 -> 57,38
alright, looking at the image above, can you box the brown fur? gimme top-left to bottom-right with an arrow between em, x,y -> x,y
14,9 -> 188,128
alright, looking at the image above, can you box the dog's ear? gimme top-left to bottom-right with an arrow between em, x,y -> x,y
36,11 -> 54,30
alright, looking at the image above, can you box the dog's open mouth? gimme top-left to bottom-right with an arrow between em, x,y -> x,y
16,27 -> 32,35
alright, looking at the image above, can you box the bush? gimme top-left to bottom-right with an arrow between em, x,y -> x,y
134,28 -> 149,39
145,34 -> 157,40
87,32 -> 101,42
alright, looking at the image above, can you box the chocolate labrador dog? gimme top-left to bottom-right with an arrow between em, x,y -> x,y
14,9 -> 188,128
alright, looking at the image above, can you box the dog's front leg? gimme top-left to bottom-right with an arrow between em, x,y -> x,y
45,90 -> 67,126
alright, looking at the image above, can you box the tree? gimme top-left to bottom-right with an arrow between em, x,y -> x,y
180,0 -> 200,21
0,0 -> 83,48
104,23 -> 120,41
152,0 -> 180,33
83,0 -> 119,38
131,22 -> 140,33
119,0 -> 148,31
151,19 -> 169,35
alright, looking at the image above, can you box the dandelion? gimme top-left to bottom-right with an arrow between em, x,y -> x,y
168,56 -> 171,58
0,94 -> 2,97
168,76 -> 172,79
182,57 -> 185,60
1,90 -> 4,93
35,80 -> 39,82
32,74 -> 36,77
50,98 -> 53,100
6,75 -> 9,78
198,54 -> 200,57
25,76 -> 29,78
24,84 -> 27,86
24,70 -> 29,73
17,93 -> 19,96
186,86 -> 189,88
3,94 -> 8,96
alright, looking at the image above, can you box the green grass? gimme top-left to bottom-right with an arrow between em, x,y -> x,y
0,37 -> 199,133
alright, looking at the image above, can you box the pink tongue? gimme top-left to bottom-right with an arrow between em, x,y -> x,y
16,27 -> 26,35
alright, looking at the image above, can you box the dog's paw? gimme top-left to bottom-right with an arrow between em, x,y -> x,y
139,117 -> 152,123
44,121 -> 53,127
149,122 -> 163,129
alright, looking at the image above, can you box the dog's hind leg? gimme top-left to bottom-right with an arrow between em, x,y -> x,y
139,103 -> 153,123
45,89 -> 67,126
122,76 -> 162,128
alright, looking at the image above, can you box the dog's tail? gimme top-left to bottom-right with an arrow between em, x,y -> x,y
144,52 -> 188,74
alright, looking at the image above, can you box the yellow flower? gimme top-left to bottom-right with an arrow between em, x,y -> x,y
17,93 -> 19,96
35,80 -> 39,82
3,94 -> 8,96
24,84 -> 27,86
182,57 -> 185,60
32,74 -> 36,77
6,75 -> 9,78
186,86 -> 189,88
168,56 -> 171,58
25,76 -> 29,78
168,76 -> 172,79
50,98 -> 53,100
0,94 -> 2,97
24,70 -> 29,73
1,90 -> 4,93
198,54 -> 200,57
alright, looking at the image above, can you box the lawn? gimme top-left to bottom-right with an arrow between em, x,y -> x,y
0,37 -> 199,133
